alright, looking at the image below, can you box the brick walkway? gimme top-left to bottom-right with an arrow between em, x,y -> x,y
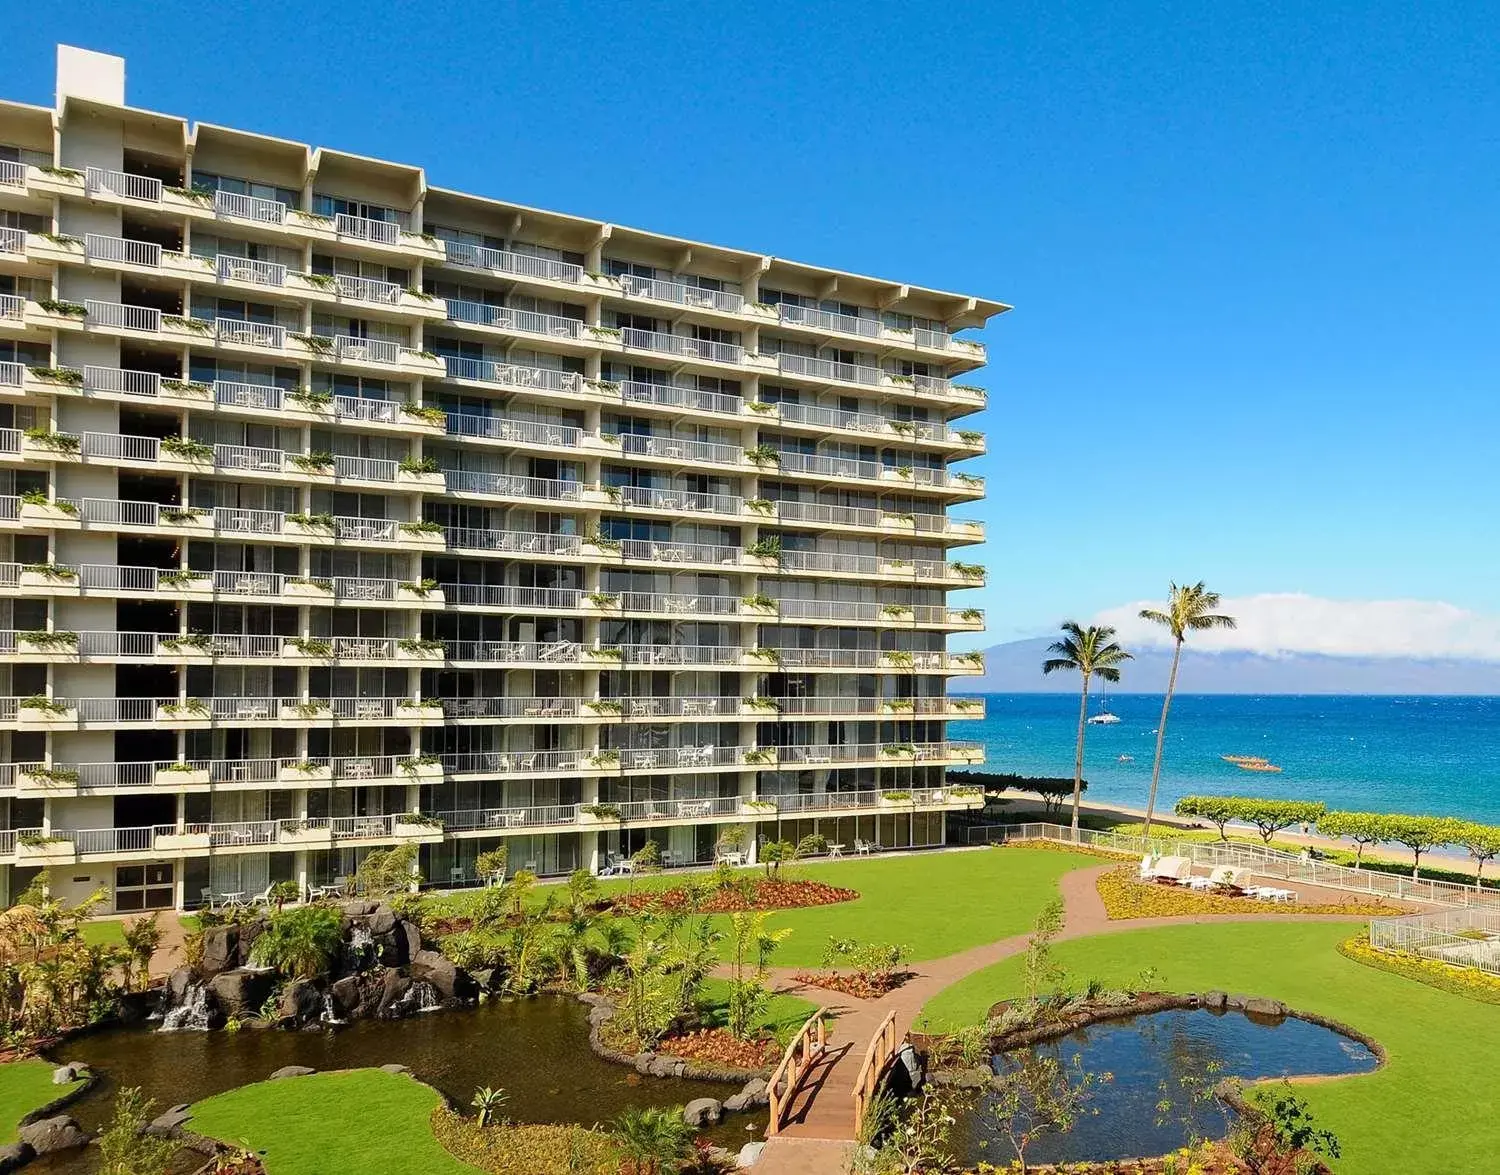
749,860 -> 1407,1173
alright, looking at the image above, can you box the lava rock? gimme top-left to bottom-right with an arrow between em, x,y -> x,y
683,1098 -> 722,1127
207,969 -> 277,1020
145,1105 -> 193,1137
367,908 -> 396,936
396,920 -> 422,964
648,1056 -> 686,1079
1225,993 -> 1251,1011
331,974 -> 368,1019
199,925 -> 240,976
379,1063 -> 411,1074
269,1066 -> 316,1080
889,1043 -> 924,1095
235,920 -> 266,967
340,899 -> 378,917
409,949 -> 476,1001
0,1142 -> 35,1173
1244,997 -> 1287,1018
587,1003 -> 615,1027
1202,990 -> 1228,1011
633,1052 -> 656,1075
18,1116 -> 88,1154
277,977 -> 328,1025
376,970 -> 413,1018
166,966 -> 197,1003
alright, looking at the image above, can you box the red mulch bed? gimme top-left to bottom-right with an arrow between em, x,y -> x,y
791,970 -> 908,1000
655,1027 -> 780,1069
614,878 -> 857,914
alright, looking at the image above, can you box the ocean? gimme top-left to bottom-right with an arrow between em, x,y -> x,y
954,694 -> 1500,824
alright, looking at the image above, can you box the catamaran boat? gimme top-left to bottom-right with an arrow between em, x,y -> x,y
1087,710 -> 1122,725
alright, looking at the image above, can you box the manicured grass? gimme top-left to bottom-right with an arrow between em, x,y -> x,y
696,977 -> 819,1042
189,1069 -> 482,1175
81,919 -> 127,948
595,846 -> 1096,966
915,920 -> 1500,1175
0,1059 -> 79,1142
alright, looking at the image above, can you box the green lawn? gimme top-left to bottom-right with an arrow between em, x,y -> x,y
0,1058 -> 79,1142
915,920 -> 1500,1175
81,919 -> 127,948
591,847 -> 1095,966
189,1069 -> 482,1175
696,977 -> 819,1042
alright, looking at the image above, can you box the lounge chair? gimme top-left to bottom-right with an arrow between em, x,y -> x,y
1209,865 -> 1252,893
1138,854 -> 1158,881
1150,856 -> 1193,884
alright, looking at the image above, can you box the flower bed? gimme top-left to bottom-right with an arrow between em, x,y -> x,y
654,1027 -> 780,1070
431,1111 -> 620,1175
1096,867 -> 1405,920
1338,931 -> 1500,1006
791,969 -> 909,1000
613,878 -> 857,914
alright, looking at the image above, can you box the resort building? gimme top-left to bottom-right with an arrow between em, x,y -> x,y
0,46 -> 1001,913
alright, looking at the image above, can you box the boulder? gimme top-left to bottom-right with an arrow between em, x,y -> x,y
648,1056 -> 686,1079
889,1043 -> 924,1095
331,974 -> 367,1019
587,1002 -> 615,1027
207,968 -> 277,1020
340,899 -> 378,917
1202,990 -> 1228,1011
683,1098 -> 722,1127
199,925 -> 240,976
633,1052 -> 656,1075
51,1064 -> 77,1085
376,970 -> 413,1019
1225,993 -> 1250,1011
235,920 -> 266,967
397,919 -> 422,964
721,1078 -> 768,1113
18,1116 -> 88,1154
379,1063 -> 411,1075
166,965 -> 197,1003
1244,997 -> 1287,1019
410,949 -> 477,1002
145,1105 -> 193,1137
933,1067 -> 989,1092
367,908 -> 396,936
269,1066 -> 316,1080
0,1142 -> 35,1173
277,977 -> 327,1025
735,1142 -> 764,1169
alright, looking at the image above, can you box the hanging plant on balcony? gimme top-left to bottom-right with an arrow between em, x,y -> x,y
593,646 -> 623,661
398,455 -> 440,475
586,325 -> 621,339
400,519 -> 445,536
954,472 -> 983,487
743,444 -> 781,466
27,366 -> 84,385
293,701 -> 332,718
742,696 -> 782,712
287,576 -> 334,591
24,428 -> 81,453
581,803 -> 621,819
19,629 -> 78,650
301,273 -> 338,291
586,750 -> 620,768
397,579 -> 439,596
882,698 -> 915,712
584,532 -> 622,552
887,419 -> 916,436
19,490 -> 77,514
22,563 -> 78,582
882,650 -> 915,668
957,430 -> 983,445
288,637 -> 333,657
38,299 -> 87,318
742,748 -> 777,765
287,387 -> 333,408
160,378 -> 212,396
880,744 -> 916,757
588,591 -> 620,608
880,603 -> 914,619
163,315 -> 213,333
287,512 -> 337,531
158,569 -> 208,587
397,637 -> 445,654
160,436 -> 214,461
745,498 -> 775,516
744,536 -> 782,561
741,593 -> 776,611
951,699 -> 983,712
585,699 -> 623,714
585,378 -> 621,394
746,400 -> 776,414
397,755 -> 443,775
159,632 -> 213,653
19,695 -> 71,716
162,698 -> 212,717
290,332 -> 334,353
164,185 -> 214,204
954,651 -> 986,668
949,561 -> 985,578
745,647 -> 783,666
22,767 -> 79,786
399,402 -> 446,426
290,451 -> 335,473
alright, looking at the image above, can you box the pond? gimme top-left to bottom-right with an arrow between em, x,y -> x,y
955,1007 -> 1378,1166
34,997 -> 761,1172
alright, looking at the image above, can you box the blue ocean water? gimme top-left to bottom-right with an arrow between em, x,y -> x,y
955,694 -> 1500,824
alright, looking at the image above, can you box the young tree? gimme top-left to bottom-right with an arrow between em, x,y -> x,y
1023,898 -> 1067,1004
1454,822 -> 1500,891
724,911 -> 790,1041
1042,622 -> 1132,833
95,1087 -> 180,1175
987,1051 -> 1106,1174
1382,814 -> 1462,879
610,1104 -> 694,1175
1138,582 -> 1237,835
760,839 -> 794,878
1317,811 -> 1388,868
1241,799 -> 1327,845
1175,795 -> 1241,841
121,914 -> 161,993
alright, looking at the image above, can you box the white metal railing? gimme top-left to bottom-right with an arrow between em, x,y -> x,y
440,356 -> 583,393
617,591 -> 739,617
84,366 -> 161,398
215,318 -> 286,348
85,166 -> 162,203
444,299 -> 585,339
0,362 -> 24,387
214,506 -> 284,535
0,294 -> 24,321
334,213 -> 401,244
214,443 -> 285,473
442,639 -> 582,664
1370,908 -> 1500,976
611,794 -> 741,818
441,748 -> 586,776
766,785 -> 968,814
333,394 -> 400,423
618,274 -> 744,314
212,570 -> 281,596
79,431 -> 159,462
619,432 -> 741,467
621,327 -> 743,365
772,500 -> 880,529
218,255 -> 287,286
0,161 -> 25,187
776,352 -> 883,387
776,400 -> 888,435
913,374 -> 954,397
442,528 -> 581,556
617,485 -> 740,515
0,227 -> 24,255
776,450 -> 880,481
437,803 -> 582,831
436,696 -> 583,720
333,515 -> 399,542
85,233 -> 161,268
73,497 -> 163,526
776,302 -> 882,339
0,429 -> 21,455
443,469 -> 581,502
618,537 -> 741,567
85,300 -> 161,332
438,582 -> 582,610
214,189 -> 288,224
442,240 -> 584,284
616,643 -> 741,666
445,413 -> 582,448
618,380 -> 741,416
334,273 -> 402,304
334,334 -> 401,365
329,452 -> 397,481
75,564 -> 165,592
215,380 -> 284,410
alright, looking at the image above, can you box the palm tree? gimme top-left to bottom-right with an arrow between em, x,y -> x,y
1139,582 -> 1237,835
1042,623 -> 1132,834
610,1104 -> 693,1175
471,1085 -> 507,1128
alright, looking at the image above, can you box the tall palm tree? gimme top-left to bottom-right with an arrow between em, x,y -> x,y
1139,582 -> 1237,835
1042,622 -> 1133,833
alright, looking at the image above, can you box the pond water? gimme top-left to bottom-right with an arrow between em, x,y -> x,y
35,997 -> 761,1172
955,1007 -> 1378,1166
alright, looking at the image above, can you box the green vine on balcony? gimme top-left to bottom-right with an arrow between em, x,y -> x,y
22,563 -> 78,582
24,428 -> 81,453
743,444 -> 781,466
160,436 -> 214,461
163,315 -> 213,333
288,637 -> 333,657
290,451 -> 335,473
287,512 -> 337,531
398,455 -> 440,475
19,630 -> 79,650
400,402 -> 446,426
27,366 -> 83,385
400,519 -> 445,536
19,695 -> 71,716
287,388 -> 333,408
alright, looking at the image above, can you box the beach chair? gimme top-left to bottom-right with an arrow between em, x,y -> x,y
1150,856 -> 1193,884
1138,854 -> 1158,881
1210,866 -> 1253,894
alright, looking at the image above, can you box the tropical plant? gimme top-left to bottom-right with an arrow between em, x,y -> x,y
1138,582 -> 1237,834
267,880 -> 302,912
1042,621 -> 1133,832
475,847 -> 509,884
471,1085 -> 508,1128
1317,810 -> 1388,867
249,905 -> 342,978
725,911 -> 790,1041
609,1105 -> 694,1175
120,914 -> 162,993
760,839 -> 794,879
95,1087 -> 181,1175
987,1051 -> 1107,1174
354,843 -> 422,895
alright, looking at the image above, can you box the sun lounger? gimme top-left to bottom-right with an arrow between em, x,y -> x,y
1150,856 -> 1193,883
1138,854 -> 1158,880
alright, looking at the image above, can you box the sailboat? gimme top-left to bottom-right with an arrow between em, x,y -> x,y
1086,682 -> 1121,725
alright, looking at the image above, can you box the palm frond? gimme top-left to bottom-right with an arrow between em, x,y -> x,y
1041,658 -> 1076,675
1138,607 -> 1172,627
1096,667 -> 1123,683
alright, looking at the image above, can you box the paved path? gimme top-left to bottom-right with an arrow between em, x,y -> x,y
750,859 -> 1406,1173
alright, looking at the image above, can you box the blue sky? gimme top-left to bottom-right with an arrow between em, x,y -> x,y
9,2 -> 1500,653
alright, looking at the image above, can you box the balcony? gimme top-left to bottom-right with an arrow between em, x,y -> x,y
763,784 -> 983,816
0,295 -> 21,321
776,352 -> 883,387
614,643 -> 741,667
443,526 -> 581,557
438,803 -> 582,833
83,300 -> 161,333
440,356 -> 584,394
334,213 -> 402,245
617,432 -> 741,469
618,380 -> 741,416
618,274 -> 744,315
442,468 -> 582,502
84,166 -> 163,204
84,233 -> 162,268
617,537 -> 741,568
215,317 -> 287,349
444,300 -> 585,340
776,303 -> 882,340
213,190 -> 288,224
620,327 -> 743,365
0,227 -> 26,256
616,485 -> 740,516
332,273 -> 403,305
0,161 -> 25,188
441,241 -> 584,285
439,639 -> 581,665
444,413 -> 582,449
216,255 -> 287,287
330,334 -> 402,365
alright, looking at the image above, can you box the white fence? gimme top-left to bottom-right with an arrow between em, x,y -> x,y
1369,907 -> 1500,977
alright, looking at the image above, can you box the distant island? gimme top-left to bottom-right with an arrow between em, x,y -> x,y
970,637 -> 1500,695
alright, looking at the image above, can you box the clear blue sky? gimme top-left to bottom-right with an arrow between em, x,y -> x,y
9,2 -> 1499,647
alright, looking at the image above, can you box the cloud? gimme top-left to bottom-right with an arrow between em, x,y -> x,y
1092,593 -> 1500,661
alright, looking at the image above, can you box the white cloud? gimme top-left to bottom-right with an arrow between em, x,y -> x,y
1092,593 -> 1500,661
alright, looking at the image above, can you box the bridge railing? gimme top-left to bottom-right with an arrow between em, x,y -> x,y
766,1012 -> 826,1138
852,1009 -> 900,1136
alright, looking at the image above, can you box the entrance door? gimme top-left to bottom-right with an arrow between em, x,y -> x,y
115,863 -> 175,911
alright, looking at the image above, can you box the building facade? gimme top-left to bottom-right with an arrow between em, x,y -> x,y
0,47 -> 1001,913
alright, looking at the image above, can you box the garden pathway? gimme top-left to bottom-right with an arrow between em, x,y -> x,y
750,859 -> 1398,1173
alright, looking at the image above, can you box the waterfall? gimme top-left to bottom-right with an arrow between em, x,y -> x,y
390,979 -> 441,1018
161,981 -> 212,1032
343,924 -> 375,972
319,992 -> 345,1026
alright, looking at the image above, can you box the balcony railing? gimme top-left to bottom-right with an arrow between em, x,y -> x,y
441,240 -> 584,284
83,366 -> 162,398
444,299 -> 585,340
617,485 -> 740,515
612,795 -> 741,820
775,302 -> 882,339
618,380 -> 741,416
0,227 -> 24,255
334,273 -> 402,304
440,748 -> 586,776
442,527 -> 581,556
618,538 -> 740,567
444,413 -> 582,448
85,166 -> 162,204
776,401 -> 892,435
78,431 -> 159,462
334,213 -> 401,245
441,639 -> 582,664
618,432 -> 741,467
616,591 -> 740,616
766,785 -> 971,815
217,255 -> 287,286
437,696 -> 584,720
620,327 -> 743,365
438,583 -> 582,611
215,380 -> 284,410
0,161 -> 25,187
214,190 -> 288,224
84,300 -> 161,332
776,352 -> 883,387
215,318 -> 286,349
333,334 -> 401,365
0,362 -> 21,388
332,452 -> 399,482
440,356 -> 584,393
0,295 -> 21,321
442,469 -> 582,501
615,643 -> 741,667
333,394 -> 401,424
618,274 -> 744,314
436,804 -> 582,832
85,233 -> 161,268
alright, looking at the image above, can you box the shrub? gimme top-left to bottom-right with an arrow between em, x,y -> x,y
250,905 -> 343,978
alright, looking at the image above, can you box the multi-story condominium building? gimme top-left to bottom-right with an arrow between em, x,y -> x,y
0,47 -> 1002,913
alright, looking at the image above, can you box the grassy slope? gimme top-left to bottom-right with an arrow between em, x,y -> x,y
591,846 -> 1094,966
0,1059 -> 80,1141
189,1069 -> 482,1175
916,920 -> 1500,1175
